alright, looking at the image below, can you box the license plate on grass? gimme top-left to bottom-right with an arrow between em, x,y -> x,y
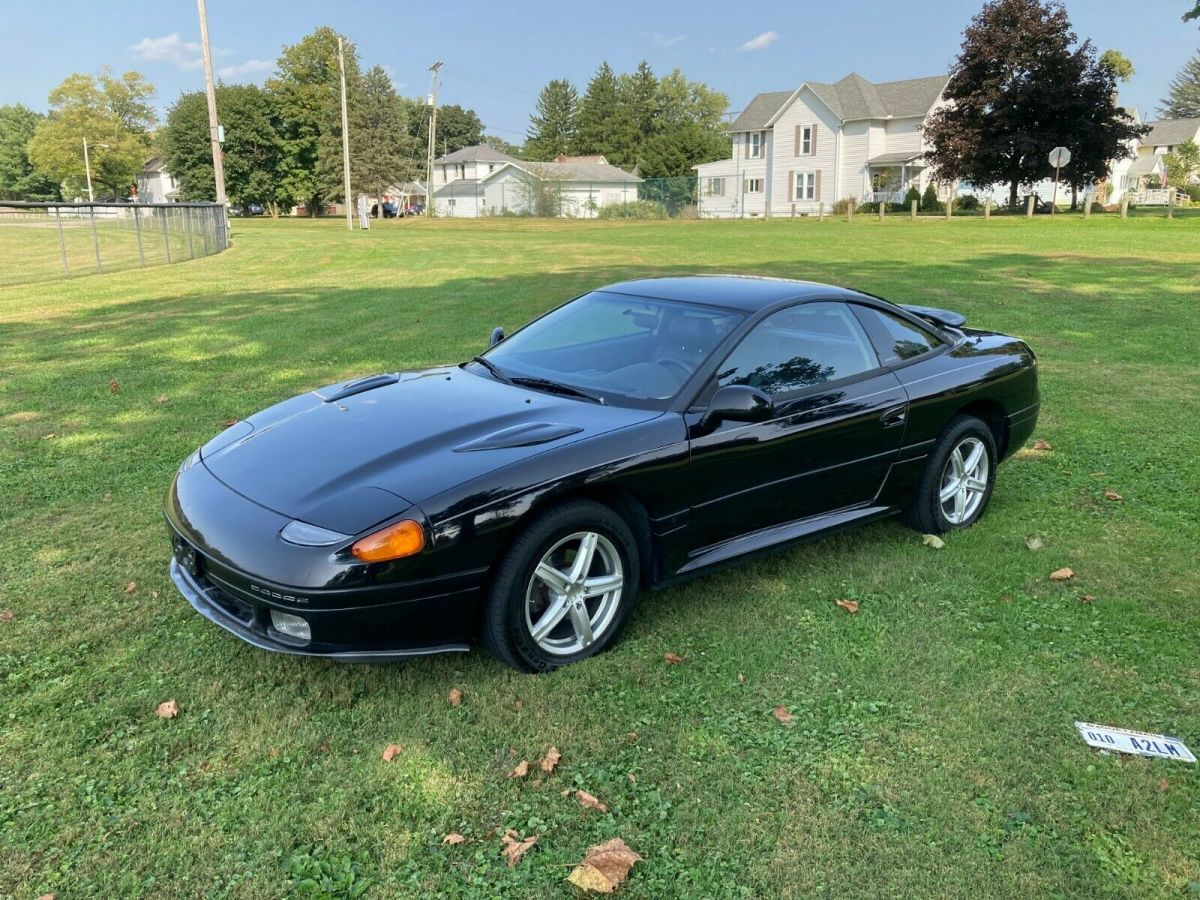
1075,722 -> 1195,763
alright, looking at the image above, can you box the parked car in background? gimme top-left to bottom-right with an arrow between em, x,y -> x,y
370,201 -> 399,218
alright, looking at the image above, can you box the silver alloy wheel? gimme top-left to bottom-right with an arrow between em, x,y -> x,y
524,531 -> 624,656
940,436 -> 990,525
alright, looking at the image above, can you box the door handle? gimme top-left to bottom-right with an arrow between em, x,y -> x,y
880,405 -> 908,428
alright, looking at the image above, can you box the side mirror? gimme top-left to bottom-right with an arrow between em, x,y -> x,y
700,384 -> 774,430
489,326 -> 505,348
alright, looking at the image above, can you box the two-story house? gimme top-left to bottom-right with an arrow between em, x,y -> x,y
696,72 -> 949,217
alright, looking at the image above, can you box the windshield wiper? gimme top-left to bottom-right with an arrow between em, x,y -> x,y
470,355 -> 511,384
510,376 -> 604,404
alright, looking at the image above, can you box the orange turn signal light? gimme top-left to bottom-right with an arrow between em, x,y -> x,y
351,519 -> 425,562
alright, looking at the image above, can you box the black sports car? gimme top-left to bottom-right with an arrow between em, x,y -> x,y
166,276 -> 1039,671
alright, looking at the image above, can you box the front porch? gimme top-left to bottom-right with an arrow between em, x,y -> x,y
863,151 -> 925,204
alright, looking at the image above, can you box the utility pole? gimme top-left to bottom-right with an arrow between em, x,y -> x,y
83,138 -> 94,202
425,61 -> 442,218
196,0 -> 227,245
338,36 -> 353,231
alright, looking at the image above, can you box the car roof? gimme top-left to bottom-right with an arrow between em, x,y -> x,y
598,275 -> 863,313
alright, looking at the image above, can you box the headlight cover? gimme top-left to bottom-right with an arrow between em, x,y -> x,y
280,520 -> 351,547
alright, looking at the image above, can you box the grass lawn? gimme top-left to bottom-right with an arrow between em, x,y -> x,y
1,216 -> 1198,898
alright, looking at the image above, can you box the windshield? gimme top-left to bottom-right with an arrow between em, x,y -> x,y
476,291 -> 743,409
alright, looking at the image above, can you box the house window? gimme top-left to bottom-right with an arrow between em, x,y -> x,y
707,177 -> 725,196
795,173 -> 816,201
750,132 -> 761,158
800,126 -> 813,155
747,178 -> 763,193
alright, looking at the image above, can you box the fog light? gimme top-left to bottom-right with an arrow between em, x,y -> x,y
269,610 -> 311,643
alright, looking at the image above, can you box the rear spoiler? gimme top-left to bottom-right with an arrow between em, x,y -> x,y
901,304 -> 967,329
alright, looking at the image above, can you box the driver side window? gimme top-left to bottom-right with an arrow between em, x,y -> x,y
715,302 -> 880,397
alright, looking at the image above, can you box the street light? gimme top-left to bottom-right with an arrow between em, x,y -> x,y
83,138 -> 110,203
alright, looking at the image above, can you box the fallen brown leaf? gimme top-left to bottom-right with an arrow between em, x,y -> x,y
514,699 -> 524,712
1079,594 -> 1097,604
0,610 -> 13,623
123,581 -> 137,594
1158,779 -> 1169,793
500,829 -> 538,867
575,789 -> 609,813
737,672 -> 745,684
443,833 -> 466,845
561,788 -> 571,797
155,699 -> 179,719
40,433 -> 57,439
448,688 -> 462,707
1024,535 -> 1044,551
1049,567 -> 1075,581
566,837 -> 642,893
773,705 -> 793,725
221,418 -> 238,428
835,598 -> 859,614
381,743 -> 402,762
109,379 -> 120,394
1032,439 -> 1052,451
508,759 -> 530,779
151,590 -> 160,599
37,895 -> 56,900
1089,471 -> 1106,478
663,652 -> 684,664
539,746 -> 561,773
922,533 -> 945,549
155,394 -> 169,403
1104,489 -> 1124,501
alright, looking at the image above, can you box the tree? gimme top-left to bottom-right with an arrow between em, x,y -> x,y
573,63 -> 637,167
525,79 -> 578,161
162,84 -> 287,214
1163,137 -> 1200,188
267,27 -> 360,215
636,68 -> 729,208
621,61 -> 660,147
1186,2 -> 1199,22
1099,49 -> 1135,82
351,65 -> 415,216
655,69 -> 727,132
923,0 -> 1144,208
28,69 -> 155,200
1160,51 -> 1200,117
482,134 -> 522,156
0,105 -> 59,200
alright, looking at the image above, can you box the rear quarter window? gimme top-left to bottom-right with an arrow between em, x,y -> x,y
853,306 -> 945,365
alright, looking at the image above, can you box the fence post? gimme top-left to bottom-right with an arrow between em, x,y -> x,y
846,201 -> 853,223
878,201 -> 885,222
54,205 -> 70,278
160,206 -> 171,262
818,202 -> 824,221
945,196 -> 953,220
1120,195 -> 1129,220
1026,196 -> 1035,219
911,199 -> 917,221
133,204 -> 146,267
791,202 -> 795,219
185,206 -> 195,258
984,198 -> 992,219
1167,190 -> 1175,220
89,204 -> 102,273
1083,196 -> 1091,219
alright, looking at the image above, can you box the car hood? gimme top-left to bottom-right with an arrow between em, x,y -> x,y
200,367 -> 659,534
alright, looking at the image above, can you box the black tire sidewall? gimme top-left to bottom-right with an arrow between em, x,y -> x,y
484,500 -> 640,672
911,416 -> 997,534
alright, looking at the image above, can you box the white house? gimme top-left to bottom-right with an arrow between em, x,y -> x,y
136,157 -> 179,203
695,72 -> 949,217
431,145 -> 641,217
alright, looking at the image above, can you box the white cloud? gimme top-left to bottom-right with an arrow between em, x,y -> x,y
651,32 -> 686,48
217,58 -> 273,79
738,31 -> 778,52
131,33 -> 204,69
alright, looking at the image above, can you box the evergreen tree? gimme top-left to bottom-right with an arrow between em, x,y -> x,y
573,63 -> 637,167
923,0 -> 1144,207
1160,50 -> 1200,118
0,104 -> 59,200
622,61 -> 660,146
351,65 -> 416,215
525,79 -> 578,161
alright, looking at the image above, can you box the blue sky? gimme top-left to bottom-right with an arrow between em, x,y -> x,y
2,0 -> 1197,137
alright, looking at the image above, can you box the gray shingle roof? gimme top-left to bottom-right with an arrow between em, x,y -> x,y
1143,118 -> 1200,148
730,73 -> 947,131
517,161 -> 641,183
1127,155 -> 1163,176
433,144 -> 521,164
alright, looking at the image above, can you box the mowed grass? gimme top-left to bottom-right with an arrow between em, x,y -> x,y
1,215 -> 1198,898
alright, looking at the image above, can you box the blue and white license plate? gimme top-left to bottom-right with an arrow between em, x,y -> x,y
1075,722 -> 1195,763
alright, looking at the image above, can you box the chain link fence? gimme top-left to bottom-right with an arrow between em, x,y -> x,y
430,176 -> 700,219
0,202 -> 229,287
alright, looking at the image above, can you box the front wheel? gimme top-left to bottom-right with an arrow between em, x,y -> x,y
903,415 -> 997,534
482,499 -> 640,672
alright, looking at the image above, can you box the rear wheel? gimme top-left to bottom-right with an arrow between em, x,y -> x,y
902,415 -> 997,534
482,499 -> 640,672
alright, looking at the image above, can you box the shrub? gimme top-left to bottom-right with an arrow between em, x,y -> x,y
903,186 -> 921,208
920,184 -> 942,212
858,201 -> 879,213
1183,184 -> 1200,203
957,194 -> 980,211
832,198 -> 857,215
597,200 -> 666,219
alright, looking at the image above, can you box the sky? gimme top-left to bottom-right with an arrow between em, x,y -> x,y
1,0 -> 1197,138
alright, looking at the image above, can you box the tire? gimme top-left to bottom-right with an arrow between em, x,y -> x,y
902,414 -> 997,535
481,499 -> 641,672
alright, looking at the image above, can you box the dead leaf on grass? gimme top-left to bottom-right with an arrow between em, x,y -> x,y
443,833 -> 466,845
773,705 -> 793,725
1049,567 -> 1075,581
101,492 -> 112,502
575,789 -> 608,813
155,699 -> 179,719
448,688 -> 462,707
737,672 -> 745,684
566,837 -> 642,893
381,743 -> 402,762
499,829 -> 538,867
1032,439 -> 1052,451
0,610 -> 13,623
1104,489 -> 1124,501
109,380 -> 120,394
922,534 -> 945,549
1024,535 -> 1044,551
539,746 -> 561,773
221,418 -> 238,428
508,759 -> 530,779
1079,594 -> 1097,604
123,581 -> 137,594
155,394 -> 169,404
835,598 -> 859,614
663,652 -> 684,664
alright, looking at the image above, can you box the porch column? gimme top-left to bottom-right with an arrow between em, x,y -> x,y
901,163 -> 907,197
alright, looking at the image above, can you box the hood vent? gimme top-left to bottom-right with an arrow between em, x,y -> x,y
454,422 -> 584,452
318,373 -> 400,403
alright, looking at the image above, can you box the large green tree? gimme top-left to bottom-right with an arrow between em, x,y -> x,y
573,63 -> 637,167
161,84 -> 287,214
524,79 -> 578,161
1163,137 -> 1200,187
1160,51 -> 1200,117
28,69 -> 155,200
267,27 -> 360,215
350,65 -> 416,215
923,0 -> 1144,207
0,105 -> 60,200
407,102 -> 484,158
621,61 -> 660,147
